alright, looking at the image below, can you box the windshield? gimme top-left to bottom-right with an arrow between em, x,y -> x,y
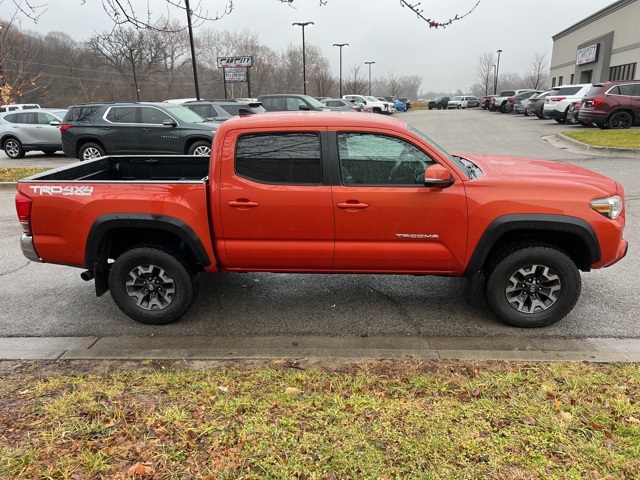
162,104 -> 208,123
407,125 -> 470,178
452,96 -> 461,101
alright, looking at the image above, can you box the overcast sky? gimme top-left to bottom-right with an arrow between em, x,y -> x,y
12,0 -> 614,94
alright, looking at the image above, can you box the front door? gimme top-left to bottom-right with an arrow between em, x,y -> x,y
332,132 -> 467,273
139,106 -> 182,154
217,131 -> 335,270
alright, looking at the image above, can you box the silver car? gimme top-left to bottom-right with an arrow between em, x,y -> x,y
0,108 -> 67,158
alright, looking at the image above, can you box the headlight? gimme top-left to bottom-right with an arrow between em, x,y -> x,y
591,195 -> 623,219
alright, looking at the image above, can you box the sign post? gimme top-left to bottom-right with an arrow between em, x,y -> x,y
217,56 -> 253,99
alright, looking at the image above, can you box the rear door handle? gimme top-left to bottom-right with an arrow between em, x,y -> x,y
228,200 -> 259,208
337,201 -> 369,210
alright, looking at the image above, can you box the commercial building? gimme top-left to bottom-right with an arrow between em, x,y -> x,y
550,0 -> 639,87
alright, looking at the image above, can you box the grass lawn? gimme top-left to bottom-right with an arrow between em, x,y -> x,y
1,360 -> 639,479
563,129 -> 640,149
0,167 -> 49,182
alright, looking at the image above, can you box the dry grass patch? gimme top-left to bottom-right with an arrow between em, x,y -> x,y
1,360 -> 639,479
0,167 -> 49,182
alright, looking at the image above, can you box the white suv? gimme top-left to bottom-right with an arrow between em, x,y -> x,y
343,95 -> 389,114
543,84 -> 592,123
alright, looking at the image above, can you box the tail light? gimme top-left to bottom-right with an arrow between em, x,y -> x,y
549,97 -> 566,102
507,97 -> 515,103
15,192 -> 33,234
59,124 -> 73,132
583,98 -> 604,108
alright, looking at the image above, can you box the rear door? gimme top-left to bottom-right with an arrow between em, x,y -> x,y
217,129 -> 335,270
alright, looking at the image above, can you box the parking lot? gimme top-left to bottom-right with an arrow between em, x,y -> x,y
1,109 -> 638,340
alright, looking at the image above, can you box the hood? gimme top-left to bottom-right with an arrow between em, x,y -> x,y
458,153 -> 618,194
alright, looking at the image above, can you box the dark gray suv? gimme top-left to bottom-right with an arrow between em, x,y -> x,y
61,102 -> 219,160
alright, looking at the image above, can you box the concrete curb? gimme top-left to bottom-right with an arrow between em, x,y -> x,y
555,132 -> 640,157
1,336 -> 639,363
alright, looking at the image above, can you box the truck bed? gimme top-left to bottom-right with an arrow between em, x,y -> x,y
25,155 -> 210,182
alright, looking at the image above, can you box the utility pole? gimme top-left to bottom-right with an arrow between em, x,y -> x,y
364,61 -> 375,96
293,22 -> 314,95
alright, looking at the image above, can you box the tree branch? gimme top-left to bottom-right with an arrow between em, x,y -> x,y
399,0 -> 480,28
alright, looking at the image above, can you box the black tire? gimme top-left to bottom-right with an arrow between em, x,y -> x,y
3,138 -> 25,159
608,111 -> 633,129
597,123 -> 608,130
188,140 -> 212,156
79,142 -> 105,161
42,150 -> 57,155
485,244 -> 581,328
554,118 -> 565,124
109,246 -> 199,325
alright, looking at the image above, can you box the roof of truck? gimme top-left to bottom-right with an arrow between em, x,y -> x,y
219,110 -> 408,132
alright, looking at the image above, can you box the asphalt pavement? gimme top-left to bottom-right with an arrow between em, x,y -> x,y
1,110 -> 639,363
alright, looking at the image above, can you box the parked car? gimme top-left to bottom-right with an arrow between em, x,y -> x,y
343,95 -> 389,114
578,80 -> 640,129
511,90 -> 542,115
321,98 -> 363,112
376,97 -> 397,114
394,99 -> 407,112
0,103 -> 41,113
480,95 -> 497,110
61,102 -> 219,160
543,84 -> 592,123
492,89 -> 537,113
466,97 -> 480,108
257,94 -> 330,112
396,97 -> 412,110
183,99 -> 265,121
528,90 -> 558,119
428,97 -> 450,110
0,108 -> 67,159
447,96 -> 478,109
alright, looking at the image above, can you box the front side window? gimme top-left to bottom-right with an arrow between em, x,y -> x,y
236,133 -> 322,185
285,98 -> 306,111
141,107 -> 174,124
106,107 -> 138,124
337,133 -> 435,186
38,113 -> 57,124
617,84 -> 635,96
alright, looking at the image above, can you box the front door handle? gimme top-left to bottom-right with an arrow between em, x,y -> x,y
228,199 -> 259,209
337,201 -> 369,211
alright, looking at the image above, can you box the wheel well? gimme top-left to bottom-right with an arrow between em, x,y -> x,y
480,230 -> 593,274
76,138 -> 105,158
1,135 -> 20,147
185,137 -> 212,154
608,108 -> 636,122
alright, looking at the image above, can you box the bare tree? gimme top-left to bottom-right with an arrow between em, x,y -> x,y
474,51 -> 495,96
343,64 -> 367,96
386,72 -> 403,97
523,52 -> 549,90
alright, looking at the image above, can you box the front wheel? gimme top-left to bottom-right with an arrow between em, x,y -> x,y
109,246 -> 199,324
3,138 -> 25,159
485,245 -> 581,328
188,141 -> 212,156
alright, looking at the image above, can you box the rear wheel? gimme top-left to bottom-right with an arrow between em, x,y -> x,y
608,111 -> 633,129
3,138 -> 25,159
109,246 -> 199,324
188,141 -> 212,156
485,245 -> 580,328
79,142 -> 105,161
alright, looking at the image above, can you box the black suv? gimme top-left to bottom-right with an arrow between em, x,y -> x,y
257,94 -> 329,112
182,99 -> 265,121
428,97 -> 450,110
61,102 -> 219,160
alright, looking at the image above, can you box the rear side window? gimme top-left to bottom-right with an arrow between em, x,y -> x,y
2,113 -> 18,123
585,86 -> 604,97
106,107 -> 138,123
235,133 -> 322,185
16,112 -> 38,124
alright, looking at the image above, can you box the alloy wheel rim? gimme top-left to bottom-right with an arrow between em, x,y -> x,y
505,264 -> 561,314
5,141 -> 19,157
125,264 -> 175,311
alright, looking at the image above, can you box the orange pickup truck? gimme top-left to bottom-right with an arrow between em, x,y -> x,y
15,112 -> 628,327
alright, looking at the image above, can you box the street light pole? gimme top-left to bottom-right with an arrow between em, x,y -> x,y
293,22 -> 314,95
365,61 -> 375,96
494,49 -> 502,95
491,65 -> 496,95
333,43 -> 349,98
184,0 -> 201,100
128,48 -> 140,102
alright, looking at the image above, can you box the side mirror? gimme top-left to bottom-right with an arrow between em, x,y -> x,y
299,105 -> 311,111
423,164 -> 454,188
49,121 -> 61,127
163,119 -> 177,127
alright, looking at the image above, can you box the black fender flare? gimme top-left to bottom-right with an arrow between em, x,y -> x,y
464,214 -> 601,276
85,213 -> 211,270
